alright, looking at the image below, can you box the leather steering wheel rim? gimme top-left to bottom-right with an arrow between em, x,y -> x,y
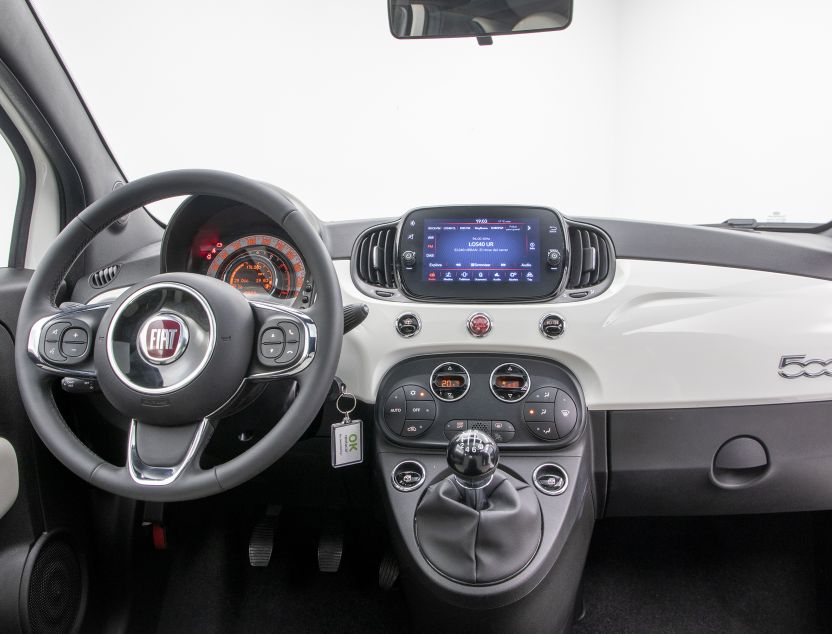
14,170 -> 343,501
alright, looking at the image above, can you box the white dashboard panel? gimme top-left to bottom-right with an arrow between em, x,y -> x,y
335,259 -> 832,410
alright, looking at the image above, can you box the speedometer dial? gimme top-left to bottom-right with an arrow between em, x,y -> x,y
206,234 -> 306,301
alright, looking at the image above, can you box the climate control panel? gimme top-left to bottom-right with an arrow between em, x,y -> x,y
375,354 -> 585,450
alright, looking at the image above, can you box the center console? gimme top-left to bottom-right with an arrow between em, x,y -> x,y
374,353 -> 595,633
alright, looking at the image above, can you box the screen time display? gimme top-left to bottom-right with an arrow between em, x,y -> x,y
423,219 -> 540,283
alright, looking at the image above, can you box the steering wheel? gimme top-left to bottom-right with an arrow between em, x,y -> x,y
14,170 -> 343,501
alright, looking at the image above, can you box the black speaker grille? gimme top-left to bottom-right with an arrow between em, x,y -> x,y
27,536 -> 83,634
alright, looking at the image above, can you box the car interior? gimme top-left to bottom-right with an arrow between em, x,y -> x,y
2,1 -> 832,633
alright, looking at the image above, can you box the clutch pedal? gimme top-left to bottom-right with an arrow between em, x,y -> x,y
248,505 -> 281,567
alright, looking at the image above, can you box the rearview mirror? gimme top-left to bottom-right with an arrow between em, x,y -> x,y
388,0 -> 573,42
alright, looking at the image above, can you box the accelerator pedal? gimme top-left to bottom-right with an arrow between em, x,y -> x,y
318,515 -> 344,573
378,551 -> 400,591
248,505 -> 281,567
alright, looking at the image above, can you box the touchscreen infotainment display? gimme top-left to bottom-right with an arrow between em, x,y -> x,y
397,205 -> 566,302
423,219 -> 540,284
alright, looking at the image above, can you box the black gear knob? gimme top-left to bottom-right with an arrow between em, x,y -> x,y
447,429 -> 499,490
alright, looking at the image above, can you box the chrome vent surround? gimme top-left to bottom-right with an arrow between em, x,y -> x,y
89,264 -> 121,289
566,225 -> 612,289
353,224 -> 397,289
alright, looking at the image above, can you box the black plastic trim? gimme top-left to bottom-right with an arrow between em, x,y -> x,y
0,94 -> 35,268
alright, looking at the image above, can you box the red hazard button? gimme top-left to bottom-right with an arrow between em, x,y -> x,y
467,312 -> 492,337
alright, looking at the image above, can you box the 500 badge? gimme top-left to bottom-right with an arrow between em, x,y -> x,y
778,355 -> 832,379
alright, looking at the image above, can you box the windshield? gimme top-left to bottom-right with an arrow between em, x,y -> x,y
33,0 -> 832,226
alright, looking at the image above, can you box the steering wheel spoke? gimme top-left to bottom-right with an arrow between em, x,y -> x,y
246,299 -> 317,381
27,302 -> 110,379
127,418 -> 215,486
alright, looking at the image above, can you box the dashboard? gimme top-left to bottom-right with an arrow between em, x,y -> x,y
72,188 -> 832,520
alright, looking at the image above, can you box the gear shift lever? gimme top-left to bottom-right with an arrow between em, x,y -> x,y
446,429 -> 499,510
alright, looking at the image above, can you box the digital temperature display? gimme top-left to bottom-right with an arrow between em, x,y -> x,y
496,377 -> 523,389
437,376 -> 464,389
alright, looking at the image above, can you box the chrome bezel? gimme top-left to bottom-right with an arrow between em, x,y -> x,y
430,361 -> 471,402
245,301 -> 317,380
395,312 -> 422,338
137,312 -> 189,366
466,311 -> 492,338
532,463 -> 569,496
106,282 -> 217,395
391,460 -> 426,492
489,362 -> 531,403
539,313 -> 565,339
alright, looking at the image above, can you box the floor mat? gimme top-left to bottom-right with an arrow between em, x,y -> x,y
573,514 -> 829,634
131,503 -> 408,634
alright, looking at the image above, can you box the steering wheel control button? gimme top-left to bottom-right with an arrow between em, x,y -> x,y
391,460 -> 426,492
405,402 -> 436,420
540,314 -> 565,339
282,340 -> 301,361
491,420 -> 516,443
261,342 -> 284,359
430,362 -> 470,401
44,321 -> 70,342
62,328 -> 88,344
395,312 -> 421,338
554,391 -> 578,437
533,463 -> 569,496
277,321 -> 300,343
403,385 -> 431,400
490,363 -> 530,402
261,328 -> 285,344
528,422 -> 558,440
384,390 -> 407,434
402,421 -> 431,437
444,419 -> 467,440
467,312 -> 492,337
44,342 -> 67,363
60,341 -> 87,358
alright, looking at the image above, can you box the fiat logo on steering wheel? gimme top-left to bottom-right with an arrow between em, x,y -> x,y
138,313 -> 189,365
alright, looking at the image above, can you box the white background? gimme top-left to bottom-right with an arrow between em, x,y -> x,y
24,0 -> 832,225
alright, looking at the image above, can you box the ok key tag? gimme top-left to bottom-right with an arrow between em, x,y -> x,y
331,391 -> 363,468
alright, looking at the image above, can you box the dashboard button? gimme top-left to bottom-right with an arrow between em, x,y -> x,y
384,388 -> 406,434
403,385 -> 432,400
554,391 -> 578,437
406,402 -> 436,420
261,328 -> 285,344
402,421 -> 431,437
261,342 -> 284,359
539,314 -> 565,339
395,313 -> 421,338
491,421 -> 516,443
44,321 -> 70,343
528,422 -> 558,441
527,387 -> 557,403
444,420 -> 467,440
523,403 -> 555,422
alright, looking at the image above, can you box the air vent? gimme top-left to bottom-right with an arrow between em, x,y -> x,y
354,224 -> 397,288
89,264 -> 121,289
566,225 -> 612,289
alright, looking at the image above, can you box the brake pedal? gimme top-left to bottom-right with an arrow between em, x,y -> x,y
378,551 -> 399,591
318,515 -> 344,573
249,505 -> 281,567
